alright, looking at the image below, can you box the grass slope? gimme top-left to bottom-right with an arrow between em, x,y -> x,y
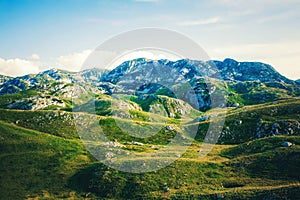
0,121 -> 93,199
0,119 -> 299,199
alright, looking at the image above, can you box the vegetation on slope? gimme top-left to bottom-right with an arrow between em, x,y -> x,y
0,118 -> 299,199
0,98 -> 299,199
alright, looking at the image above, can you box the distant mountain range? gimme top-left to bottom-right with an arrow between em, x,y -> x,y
0,58 -> 299,111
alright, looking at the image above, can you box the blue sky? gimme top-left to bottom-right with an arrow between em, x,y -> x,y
0,0 -> 300,79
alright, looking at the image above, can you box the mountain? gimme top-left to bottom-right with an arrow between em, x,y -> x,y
0,68 -> 112,110
102,58 -> 296,85
0,58 -> 299,112
0,58 -> 296,95
100,58 -> 299,110
213,58 -> 294,83
0,58 -> 300,199
0,69 -> 73,95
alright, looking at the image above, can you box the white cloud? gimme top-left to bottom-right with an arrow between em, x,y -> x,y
0,49 -> 181,77
0,57 -> 40,77
55,50 -> 92,72
30,53 -> 40,60
0,50 -> 92,77
178,17 -> 220,26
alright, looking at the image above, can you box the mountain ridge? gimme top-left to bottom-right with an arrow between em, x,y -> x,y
0,58 -> 296,81
0,58 -> 299,111
0,58 -> 297,94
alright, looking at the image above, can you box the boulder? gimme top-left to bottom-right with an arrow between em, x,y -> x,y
282,142 -> 293,147
166,126 -> 174,131
232,103 -> 240,107
131,141 -> 144,146
163,187 -> 170,192
236,120 -> 243,125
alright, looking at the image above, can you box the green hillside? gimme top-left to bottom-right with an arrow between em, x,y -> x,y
0,98 -> 299,199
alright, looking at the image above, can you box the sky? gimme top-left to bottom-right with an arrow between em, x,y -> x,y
0,0 -> 300,79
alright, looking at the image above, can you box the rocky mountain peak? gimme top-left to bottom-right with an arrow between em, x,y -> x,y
211,59 -> 293,84
101,58 -> 295,85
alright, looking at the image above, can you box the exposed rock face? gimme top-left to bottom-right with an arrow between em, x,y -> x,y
133,94 -> 194,118
256,119 -> 300,138
7,96 -> 66,110
74,68 -> 108,84
218,117 -> 300,144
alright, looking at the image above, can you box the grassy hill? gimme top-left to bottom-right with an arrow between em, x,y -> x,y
0,121 -> 93,199
0,98 -> 299,199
